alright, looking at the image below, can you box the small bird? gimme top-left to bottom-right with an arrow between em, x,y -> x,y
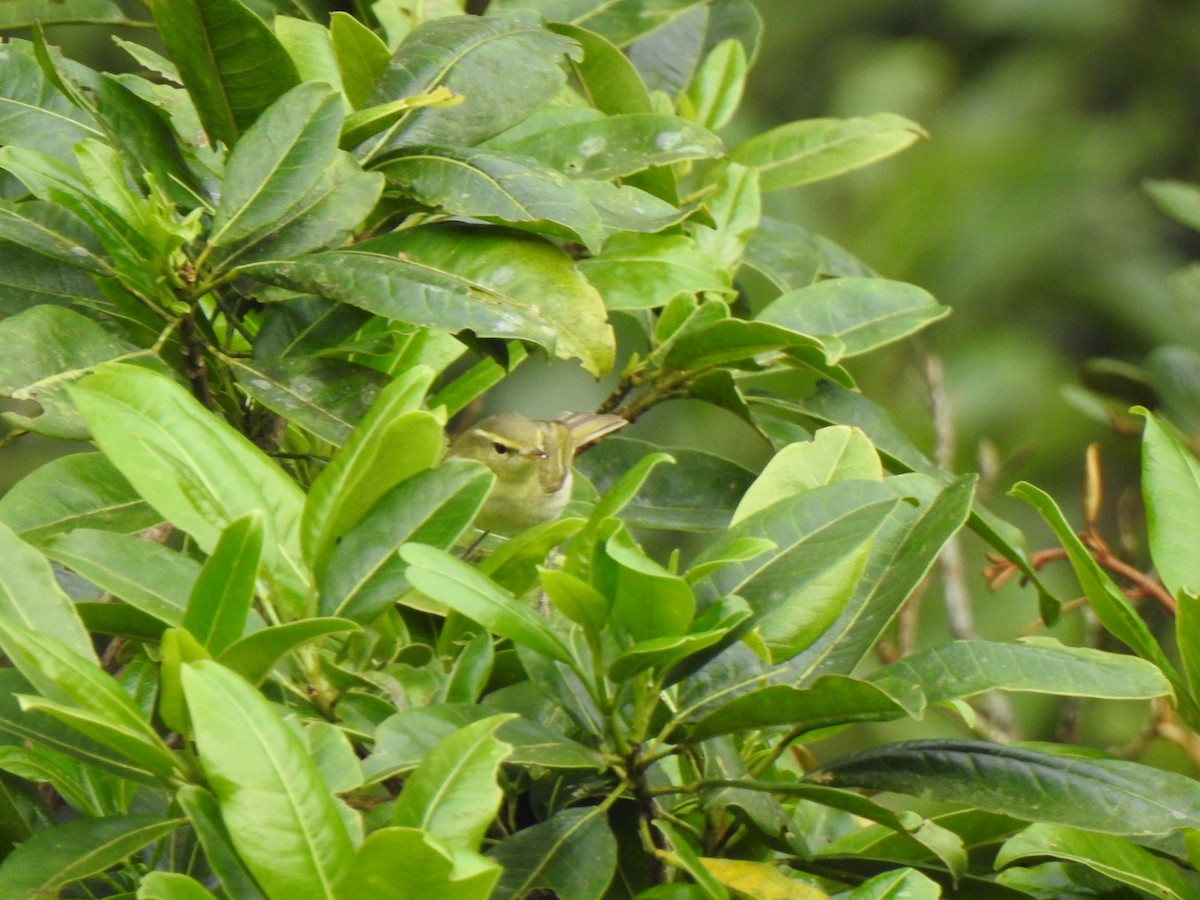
449,411 -> 627,535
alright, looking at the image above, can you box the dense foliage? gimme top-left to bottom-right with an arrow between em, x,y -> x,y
0,0 -> 1199,897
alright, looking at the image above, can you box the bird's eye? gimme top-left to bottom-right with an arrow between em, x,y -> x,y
492,442 -> 510,455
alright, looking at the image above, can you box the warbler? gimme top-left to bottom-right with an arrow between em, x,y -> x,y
449,411 -> 626,535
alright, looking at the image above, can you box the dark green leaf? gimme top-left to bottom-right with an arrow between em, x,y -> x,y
231,356 -> 388,446
0,39 -> 99,161
362,705 -> 603,783
320,461 -> 492,623
362,225 -> 615,376
0,0 -> 127,28
0,305 -> 147,439
812,740 -> 1200,838
0,815 -> 182,897
627,0 -> 761,94
871,639 -> 1173,708
688,676 -> 908,743
359,11 -> 579,161
0,198 -> 107,272
151,0 -> 300,147
378,145 -> 607,249
40,528 -> 197,627
493,0 -> 710,49
182,661 -> 355,896
488,806 -> 617,900
487,112 -> 723,180
0,241 -> 108,315
997,824 -> 1197,900
175,786 -> 269,900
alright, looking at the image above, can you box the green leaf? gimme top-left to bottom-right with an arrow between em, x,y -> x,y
812,739 -> 1200,838
333,827 -> 502,900
731,113 -> 926,191
217,618 -> 359,685
158,626 -> 211,734
693,161 -> 760,271
138,871 -> 221,899
578,232 -> 733,311
487,112 -> 723,180
688,676 -> 908,743
550,23 -> 653,115
0,197 -> 106,273
151,0 -> 300,147
606,528 -> 695,641
0,452 -> 158,541
1011,482 -> 1186,702
182,660 -> 355,896
379,145 -> 607,249
780,474 -> 976,684
0,39 -> 100,161
626,0 -> 761,95
223,152 -> 384,267
493,0 -> 711,49
0,617 -> 180,779
39,528 -> 197,627
392,714 -> 514,850
0,241 -> 108,315
244,247 -> 565,371
849,869 -> 941,900
363,225 -> 615,377
175,786 -> 267,899
330,12 -> 391,109
92,73 -> 201,209
400,544 -> 573,663
209,82 -> 343,252
1136,408 -> 1200,599
871,639 -> 1173,708
487,806 -> 617,900
733,426 -> 882,524
1145,179 -> 1200,233
363,705 -> 603,781
0,815 -> 182,898
684,480 -> 904,676
0,522 -> 94,659
319,461 -> 492,623
358,11 -> 579,161
302,367 -> 441,576
0,0 -> 126,27
0,305 -> 147,439
539,568 -> 610,634
685,38 -> 747,131
275,15 -> 342,98
231,356 -> 388,446
997,824 -> 1196,900
757,277 -> 948,359
70,364 -> 312,611
742,216 -> 874,294
184,511 -> 263,654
